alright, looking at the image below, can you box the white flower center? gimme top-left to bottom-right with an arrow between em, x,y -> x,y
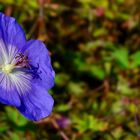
0,39 -> 32,94
2,64 -> 14,74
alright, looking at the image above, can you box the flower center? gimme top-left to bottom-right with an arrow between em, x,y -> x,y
2,64 -> 14,74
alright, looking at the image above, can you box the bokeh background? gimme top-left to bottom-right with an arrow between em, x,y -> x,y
0,0 -> 140,139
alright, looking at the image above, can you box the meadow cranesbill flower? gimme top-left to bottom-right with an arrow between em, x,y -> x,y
0,13 -> 55,121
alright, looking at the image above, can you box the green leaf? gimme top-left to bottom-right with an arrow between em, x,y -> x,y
5,107 -> 28,126
55,73 -> 70,86
0,123 -> 9,132
93,28 -> 108,37
111,127 -> 124,139
67,82 -> 85,95
90,65 -> 105,80
131,51 -> 140,68
56,104 -> 70,112
10,133 -> 20,140
105,10 -> 114,19
117,76 -> 135,96
117,0 -> 125,4
72,115 -> 108,133
113,48 -> 129,69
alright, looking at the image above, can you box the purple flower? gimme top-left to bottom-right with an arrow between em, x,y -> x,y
0,13 -> 55,121
56,116 -> 71,129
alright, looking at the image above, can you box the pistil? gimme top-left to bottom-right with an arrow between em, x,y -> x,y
2,64 -> 14,74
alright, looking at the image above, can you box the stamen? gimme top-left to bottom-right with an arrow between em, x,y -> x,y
14,53 -> 42,80
25,64 -> 42,80
15,53 -> 29,68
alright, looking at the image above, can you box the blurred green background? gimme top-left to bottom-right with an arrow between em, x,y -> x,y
1,0 -> 140,139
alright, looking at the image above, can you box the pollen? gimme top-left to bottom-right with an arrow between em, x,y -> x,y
2,64 -> 14,74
